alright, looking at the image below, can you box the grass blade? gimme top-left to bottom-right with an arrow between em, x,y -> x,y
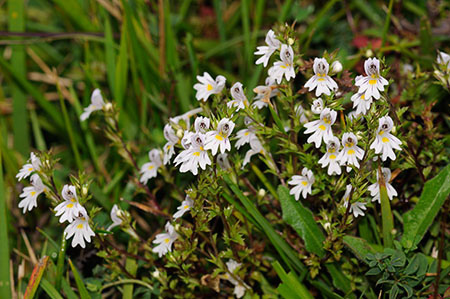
24,256 -> 49,299
0,133 -> 11,298
40,278 -> 64,299
68,259 -> 91,299
379,167 -> 394,248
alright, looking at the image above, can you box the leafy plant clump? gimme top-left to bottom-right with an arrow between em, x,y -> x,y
2,2 -> 449,299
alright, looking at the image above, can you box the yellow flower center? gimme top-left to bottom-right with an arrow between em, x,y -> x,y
184,205 -> 189,210
379,130 -> 384,135
71,198 -> 76,203
329,154 -> 336,160
361,94 -> 365,100
244,132 -> 249,136
77,223 -> 83,229
164,238 -> 170,244
328,149 -> 335,153
207,84 -> 213,91
319,125 -> 326,131
215,134 -> 224,141
348,149 -> 355,155
28,167 -> 33,171
67,203 -> 74,208
148,165 -> 154,170
323,117 -> 331,124
31,191 -> 36,196
193,152 -> 200,157
382,137 -> 389,143
301,181 -> 308,186
346,142 -> 354,148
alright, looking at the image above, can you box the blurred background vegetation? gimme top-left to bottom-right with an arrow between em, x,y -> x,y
0,0 -> 449,297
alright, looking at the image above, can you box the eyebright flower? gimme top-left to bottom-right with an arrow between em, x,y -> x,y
107,204 -> 123,231
217,153 -> 231,170
370,116 -> 402,161
252,77 -> 278,109
367,167 -> 398,203
16,152 -> 41,181
228,82 -> 249,111
163,124 -> 180,165
304,108 -> 337,148
288,167 -> 315,200
140,149 -> 163,184
223,259 -> 248,299
169,107 -> 203,128
355,58 -> 389,100
80,89 -> 105,121
205,118 -> 235,155
304,58 -> 338,96
254,29 -> 281,67
311,98 -> 324,114
235,118 -> 256,149
194,116 -> 210,133
173,195 -> 194,219
64,211 -> 95,248
242,137 -> 265,167
351,92 -> 373,115
153,222 -> 178,258
18,174 -> 46,213
268,44 -> 295,84
193,72 -> 226,102
318,136 -> 342,176
337,133 -> 365,170
342,184 -> 367,218
54,185 -> 87,223
437,51 -> 450,71
175,133 -> 211,175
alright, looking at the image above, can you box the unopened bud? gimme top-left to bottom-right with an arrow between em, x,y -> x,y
288,38 -> 294,45
258,189 -> 266,197
331,61 -> 343,73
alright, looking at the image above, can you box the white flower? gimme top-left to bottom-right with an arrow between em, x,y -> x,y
169,107 -> 203,128
304,58 -> 338,97
288,167 -> 314,200
18,174 -> 46,213
64,211 -> 95,248
80,89 -> 105,121
235,118 -> 256,149
351,92 -> 373,115
268,44 -> 295,84
342,185 -> 367,218
205,118 -> 235,155
228,82 -> 249,111
242,137 -> 265,167
437,51 -> 450,71
224,259 -> 248,299
107,204 -> 123,231
194,116 -> 210,133
330,60 -> 343,74
368,168 -> 398,203
252,77 -> 278,109
163,124 -> 180,165
348,111 -> 361,122
180,130 -> 195,150
194,72 -> 226,102
173,195 -> 194,219
153,222 -> 178,258
303,108 -> 337,148
296,104 -> 308,124
254,29 -> 281,67
54,185 -> 87,223
311,98 -> 324,114
318,136 -> 342,176
175,133 -> 212,175
370,116 -> 402,161
355,58 -> 389,100
16,152 -> 41,181
217,153 -> 231,170
140,149 -> 163,184
337,133 -> 364,170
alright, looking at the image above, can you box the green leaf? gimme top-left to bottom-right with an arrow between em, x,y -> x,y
343,235 -> 381,261
24,256 -> 49,299
278,186 -> 325,257
68,259 -> 91,299
325,264 -> 353,295
40,278 -> 64,299
379,169 -> 394,248
0,135 -> 11,299
402,164 -> 450,250
272,261 -> 314,299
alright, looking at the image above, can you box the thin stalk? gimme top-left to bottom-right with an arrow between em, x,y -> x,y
378,165 -> 394,248
0,131 -> 11,298
55,234 -> 67,290
381,0 -> 395,48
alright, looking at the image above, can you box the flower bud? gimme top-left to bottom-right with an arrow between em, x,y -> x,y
258,188 -> 266,197
176,129 -> 184,139
331,61 -> 343,74
104,102 -> 113,112
288,38 -> 294,45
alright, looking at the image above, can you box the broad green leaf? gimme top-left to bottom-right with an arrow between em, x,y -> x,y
401,164 -> 450,250
278,186 -> 325,257
343,235 -> 380,261
272,261 -> 313,299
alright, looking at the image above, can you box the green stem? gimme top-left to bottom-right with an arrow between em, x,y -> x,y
379,166 -> 394,248
101,279 -> 153,293
55,234 -> 67,290
381,0 -> 394,48
123,240 -> 138,299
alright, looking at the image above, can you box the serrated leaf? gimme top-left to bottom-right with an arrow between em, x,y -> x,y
278,186 -> 325,257
402,164 -> 450,250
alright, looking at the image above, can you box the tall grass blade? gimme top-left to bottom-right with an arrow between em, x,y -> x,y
0,135 -> 11,298
68,259 -> 91,299
24,256 -> 49,299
